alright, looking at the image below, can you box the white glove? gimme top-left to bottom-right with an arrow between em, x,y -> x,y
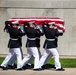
18,26 -> 20,29
58,29 -> 63,33
36,25 -> 41,29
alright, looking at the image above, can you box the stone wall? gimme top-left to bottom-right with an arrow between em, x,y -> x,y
0,0 -> 76,56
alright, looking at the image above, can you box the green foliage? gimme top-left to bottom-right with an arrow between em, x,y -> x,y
43,58 -> 76,68
60,58 -> 76,68
0,57 -> 4,64
0,57 -> 76,68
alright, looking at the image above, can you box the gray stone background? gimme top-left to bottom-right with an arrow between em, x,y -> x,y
0,0 -> 76,57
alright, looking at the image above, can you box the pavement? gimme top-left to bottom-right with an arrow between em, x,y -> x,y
0,68 -> 76,75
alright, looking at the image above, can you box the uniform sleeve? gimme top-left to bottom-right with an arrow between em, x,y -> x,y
18,29 -> 26,36
18,30 -> 25,37
24,27 -> 29,34
55,29 -> 60,37
42,25 -> 50,33
56,29 -> 63,36
8,26 -> 15,34
8,26 -> 24,37
36,29 -> 42,37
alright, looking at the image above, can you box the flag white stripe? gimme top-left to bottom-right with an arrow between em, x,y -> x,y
9,19 -> 64,22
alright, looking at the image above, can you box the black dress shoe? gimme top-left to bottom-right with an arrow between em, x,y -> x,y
56,68 -> 65,71
16,68 -> 23,71
25,64 -> 33,69
22,66 -> 26,70
0,66 -> 4,68
27,64 -> 33,69
33,68 -> 44,71
0,66 -> 8,70
7,65 -> 16,69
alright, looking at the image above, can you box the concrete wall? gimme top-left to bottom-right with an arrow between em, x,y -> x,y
0,0 -> 76,56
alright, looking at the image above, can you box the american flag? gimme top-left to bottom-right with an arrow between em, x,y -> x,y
8,17 -> 65,32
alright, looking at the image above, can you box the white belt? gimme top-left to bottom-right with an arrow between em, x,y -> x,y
28,38 -> 36,40
10,38 -> 18,40
46,38 -> 55,41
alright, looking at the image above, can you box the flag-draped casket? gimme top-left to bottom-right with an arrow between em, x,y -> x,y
8,17 -> 65,32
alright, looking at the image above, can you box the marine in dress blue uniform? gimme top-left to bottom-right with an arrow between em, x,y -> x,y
0,21 -> 24,70
37,22 -> 65,71
20,22 -> 41,69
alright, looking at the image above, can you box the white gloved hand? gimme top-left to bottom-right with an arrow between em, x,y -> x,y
18,26 -> 20,29
36,25 -> 40,29
58,29 -> 63,33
